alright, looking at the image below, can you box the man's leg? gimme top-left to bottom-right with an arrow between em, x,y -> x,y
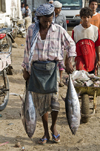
59,70 -> 64,86
38,112 -> 50,144
50,111 -> 60,142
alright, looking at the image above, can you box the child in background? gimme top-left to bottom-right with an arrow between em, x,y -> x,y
72,7 -> 100,73
89,0 -> 100,31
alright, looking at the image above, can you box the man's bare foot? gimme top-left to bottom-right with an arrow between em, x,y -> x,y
50,126 -> 60,143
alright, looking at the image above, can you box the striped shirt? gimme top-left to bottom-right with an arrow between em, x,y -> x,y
22,23 -> 76,72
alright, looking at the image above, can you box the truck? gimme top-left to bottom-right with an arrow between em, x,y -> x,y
53,0 -> 88,25
0,0 -> 22,27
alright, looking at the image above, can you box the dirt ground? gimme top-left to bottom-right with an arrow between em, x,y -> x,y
1,30 -> 100,151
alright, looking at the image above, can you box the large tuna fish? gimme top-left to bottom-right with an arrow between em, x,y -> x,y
65,74 -> 80,135
21,89 -> 36,138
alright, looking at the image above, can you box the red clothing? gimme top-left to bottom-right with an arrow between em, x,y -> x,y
72,24 -> 100,72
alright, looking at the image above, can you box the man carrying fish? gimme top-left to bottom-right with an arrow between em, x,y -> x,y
22,3 -> 76,144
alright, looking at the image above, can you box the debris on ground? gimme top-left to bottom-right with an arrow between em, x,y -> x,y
0,142 -> 9,147
15,142 -> 21,148
21,146 -> 25,150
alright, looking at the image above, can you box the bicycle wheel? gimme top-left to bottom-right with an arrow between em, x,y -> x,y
0,69 -> 9,111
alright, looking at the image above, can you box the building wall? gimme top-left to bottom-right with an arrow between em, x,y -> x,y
27,0 -> 47,12
0,0 -> 22,26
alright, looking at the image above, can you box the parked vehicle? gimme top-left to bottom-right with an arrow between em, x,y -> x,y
0,27 -> 16,74
17,19 -> 26,38
11,18 -> 26,38
0,51 -> 11,111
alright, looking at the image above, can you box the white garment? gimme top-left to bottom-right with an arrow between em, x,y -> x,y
21,7 -> 25,15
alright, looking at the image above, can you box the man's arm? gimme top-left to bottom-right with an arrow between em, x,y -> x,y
23,68 -> 30,80
22,28 -> 31,80
62,29 -> 76,74
65,55 -> 74,73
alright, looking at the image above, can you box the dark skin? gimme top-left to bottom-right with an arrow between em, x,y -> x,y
23,15 -> 74,78
55,7 -> 61,17
38,15 -> 60,144
23,15 -> 74,144
65,56 -> 74,74
89,1 -> 98,14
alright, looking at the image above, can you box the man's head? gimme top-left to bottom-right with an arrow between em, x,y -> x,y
49,0 -> 53,4
35,4 -> 54,29
89,0 -> 98,14
21,3 -> 24,8
39,13 -> 54,29
53,1 -> 62,15
26,4 -> 29,10
80,7 -> 93,27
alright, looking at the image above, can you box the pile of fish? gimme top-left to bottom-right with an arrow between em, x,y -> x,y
65,74 -> 80,135
21,87 -> 36,138
69,70 -> 100,87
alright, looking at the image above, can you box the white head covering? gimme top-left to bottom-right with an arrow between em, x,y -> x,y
53,1 -> 62,8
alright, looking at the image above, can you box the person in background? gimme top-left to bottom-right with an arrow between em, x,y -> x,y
21,3 -> 25,18
89,0 -> 100,31
53,1 -> 67,87
22,4 -> 76,145
49,0 -> 53,4
89,0 -> 100,75
72,7 -> 100,74
25,4 -> 32,22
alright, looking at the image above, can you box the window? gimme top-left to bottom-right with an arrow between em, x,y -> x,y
54,0 -> 82,7
0,0 -> 6,12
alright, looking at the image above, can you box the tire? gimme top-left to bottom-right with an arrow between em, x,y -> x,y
81,94 -> 89,123
0,70 -> 9,111
1,35 -> 12,54
7,35 -> 12,53
2,36 -> 13,75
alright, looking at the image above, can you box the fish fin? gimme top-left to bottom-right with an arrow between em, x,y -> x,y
26,110 -> 31,121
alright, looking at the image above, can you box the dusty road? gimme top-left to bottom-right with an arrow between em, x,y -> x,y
0,27 -> 100,151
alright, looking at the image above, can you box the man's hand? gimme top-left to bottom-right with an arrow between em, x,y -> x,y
96,60 -> 100,68
65,56 -> 74,74
23,68 -> 30,80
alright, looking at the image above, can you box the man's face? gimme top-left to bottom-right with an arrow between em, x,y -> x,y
89,2 -> 98,13
22,4 -> 24,7
49,1 -> 53,4
81,16 -> 92,26
55,7 -> 61,15
26,6 -> 28,10
39,15 -> 53,29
